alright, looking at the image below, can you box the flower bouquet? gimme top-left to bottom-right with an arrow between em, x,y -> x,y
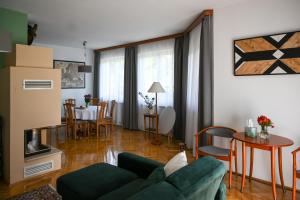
138,92 -> 155,114
84,94 -> 91,108
257,115 -> 274,139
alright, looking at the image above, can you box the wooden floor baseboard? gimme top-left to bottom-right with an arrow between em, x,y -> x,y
228,171 -> 299,193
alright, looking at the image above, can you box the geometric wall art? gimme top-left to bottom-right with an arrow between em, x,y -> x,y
234,31 -> 300,76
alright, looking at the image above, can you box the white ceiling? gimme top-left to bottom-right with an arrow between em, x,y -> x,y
0,0 -> 247,49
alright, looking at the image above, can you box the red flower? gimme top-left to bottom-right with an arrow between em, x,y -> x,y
257,115 -> 274,128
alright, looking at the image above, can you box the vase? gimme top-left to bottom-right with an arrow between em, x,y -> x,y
148,108 -> 155,115
260,126 -> 269,139
85,102 -> 89,108
145,107 -> 155,115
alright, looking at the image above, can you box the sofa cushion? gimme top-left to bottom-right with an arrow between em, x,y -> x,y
57,163 -> 138,200
199,146 -> 230,157
97,179 -> 144,200
164,151 -> 188,177
127,181 -> 185,200
139,166 -> 166,189
166,156 -> 226,199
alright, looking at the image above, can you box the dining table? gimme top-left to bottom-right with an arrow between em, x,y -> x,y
233,132 -> 294,200
75,106 -> 99,121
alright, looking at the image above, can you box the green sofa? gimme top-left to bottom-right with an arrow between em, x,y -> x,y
57,152 -> 226,200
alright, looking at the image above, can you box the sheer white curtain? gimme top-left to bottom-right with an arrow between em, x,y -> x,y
185,24 -> 201,153
137,39 -> 175,129
99,48 -> 125,125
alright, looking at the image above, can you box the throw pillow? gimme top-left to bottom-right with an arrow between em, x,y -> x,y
164,151 -> 188,177
140,167 -> 166,189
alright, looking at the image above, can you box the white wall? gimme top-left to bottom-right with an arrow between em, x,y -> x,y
35,43 -> 94,109
214,0 -> 300,188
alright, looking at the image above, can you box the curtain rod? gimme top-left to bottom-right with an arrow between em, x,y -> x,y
95,9 -> 213,52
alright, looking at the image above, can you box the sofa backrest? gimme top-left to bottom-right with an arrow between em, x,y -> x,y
165,156 -> 226,200
118,152 -> 164,179
127,181 -> 185,200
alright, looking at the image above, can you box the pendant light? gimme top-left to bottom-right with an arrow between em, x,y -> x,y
78,41 -> 92,73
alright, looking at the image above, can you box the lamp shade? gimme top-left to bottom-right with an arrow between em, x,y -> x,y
148,82 -> 165,93
78,64 -> 92,73
0,30 -> 11,53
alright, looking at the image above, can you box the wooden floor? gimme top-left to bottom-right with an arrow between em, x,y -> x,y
0,127 -> 295,200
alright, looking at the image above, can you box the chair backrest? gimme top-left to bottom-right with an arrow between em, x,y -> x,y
65,98 -> 76,105
205,126 -> 236,138
158,107 -> 176,135
90,98 -> 99,106
96,102 -> 107,123
199,126 -> 236,146
64,103 -> 76,124
63,103 -> 68,120
110,100 -> 116,117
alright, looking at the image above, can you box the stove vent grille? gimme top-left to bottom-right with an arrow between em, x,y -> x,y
24,160 -> 53,177
23,80 -> 53,90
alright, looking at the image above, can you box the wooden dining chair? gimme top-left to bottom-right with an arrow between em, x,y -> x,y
292,147 -> 300,200
104,100 -> 116,132
195,126 -> 238,188
90,98 -> 99,106
89,102 -> 109,138
64,103 -> 85,139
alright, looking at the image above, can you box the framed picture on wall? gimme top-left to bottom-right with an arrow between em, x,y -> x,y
53,60 -> 85,89
234,30 -> 300,76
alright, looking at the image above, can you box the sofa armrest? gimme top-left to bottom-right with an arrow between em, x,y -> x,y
118,152 -> 164,179
214,182 -> 226,200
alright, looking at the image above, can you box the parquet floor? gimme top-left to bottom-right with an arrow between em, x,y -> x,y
0,127 -> 296,199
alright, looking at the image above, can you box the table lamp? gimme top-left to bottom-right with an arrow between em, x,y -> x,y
148,82 -> 165,114
148,82 -> 165,145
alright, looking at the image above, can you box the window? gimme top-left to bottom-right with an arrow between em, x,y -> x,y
99,48 -> 125,125
99,48 -> 125,102
137,39 -> 175,128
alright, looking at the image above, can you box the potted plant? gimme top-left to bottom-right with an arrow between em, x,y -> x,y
257,115 -> 274,139
138,92 -> 155,114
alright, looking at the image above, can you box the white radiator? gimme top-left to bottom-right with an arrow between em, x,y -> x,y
24,160 -> 54,178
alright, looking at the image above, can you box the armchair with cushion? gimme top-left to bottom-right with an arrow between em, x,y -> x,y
57,152 -> 227,200
195,126 -> 237,188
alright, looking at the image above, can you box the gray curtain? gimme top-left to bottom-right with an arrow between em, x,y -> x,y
197,16 -> 214,146
123,46 -> 138,130
93,50 -> 100,98
173,33 -> 189,141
